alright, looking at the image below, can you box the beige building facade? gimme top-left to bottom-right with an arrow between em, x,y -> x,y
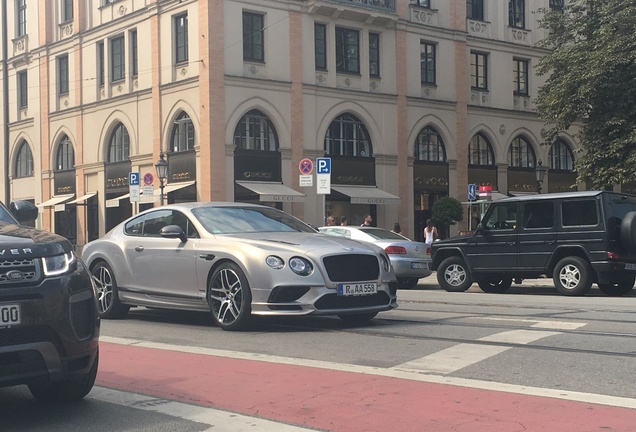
0,0 -> 579,247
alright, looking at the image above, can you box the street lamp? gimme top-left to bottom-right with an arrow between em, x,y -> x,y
154,152 -> 168,206
535,159 -> 547,194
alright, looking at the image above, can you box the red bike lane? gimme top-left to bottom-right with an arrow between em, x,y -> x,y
96,342 -> 636,432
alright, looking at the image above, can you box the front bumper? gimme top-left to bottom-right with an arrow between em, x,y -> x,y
0,263 -> 100,387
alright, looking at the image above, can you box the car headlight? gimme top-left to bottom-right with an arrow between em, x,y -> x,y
266,255 -> 285,270
289,257 -> 313,276
380,253 -> 391,273
42,251 -> 76,276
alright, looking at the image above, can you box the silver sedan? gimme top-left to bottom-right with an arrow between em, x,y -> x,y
82,202 -> 398,330
319,226 -> 431,289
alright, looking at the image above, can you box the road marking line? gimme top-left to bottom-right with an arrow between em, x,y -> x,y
482,317 -> 587,330
100,336 -> 636,409
392,330 -> 559,374
89,387 -> 319,432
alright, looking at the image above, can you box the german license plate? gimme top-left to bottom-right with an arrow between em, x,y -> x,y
411,262 -> 429,269
337,282 -> 377,296
626,263 -> 636,270
0,304 -> 21,328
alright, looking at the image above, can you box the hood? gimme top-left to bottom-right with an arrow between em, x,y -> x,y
224,231 -> 383,255
0,222 -> 71,258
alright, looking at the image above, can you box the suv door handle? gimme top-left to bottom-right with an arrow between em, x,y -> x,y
546,240 -> 555,244
507,242 -> 516,246
134,246 -> 144,252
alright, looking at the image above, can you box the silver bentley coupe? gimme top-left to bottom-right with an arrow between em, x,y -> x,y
82,202 -> 398,330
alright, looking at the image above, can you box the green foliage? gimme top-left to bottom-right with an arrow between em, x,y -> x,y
432,197 -> 463,226
536,0 -> 636,188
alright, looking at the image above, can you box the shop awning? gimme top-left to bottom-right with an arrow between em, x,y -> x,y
67,192 -> 97,205
153,181 -> 195,196
105,193 -> 130,208
236,181 -> 306,202
37,194 -> 75,209
331,185 -> 400,205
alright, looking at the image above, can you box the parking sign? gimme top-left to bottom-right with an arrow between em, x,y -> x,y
468,184 -> 477,201
316,158 -> 331,174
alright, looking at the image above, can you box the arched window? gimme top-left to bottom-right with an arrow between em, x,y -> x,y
414,126 -> 446,162
234,110 -> 278,152
325,113 -> 371,157
509,136 -> 536,168
15,141 -> 33,178
468,132 -> 495,165
549,139 -> 574,171
170,112 -> 195,153
108,123 -> 130,163
56,135 -> 74,171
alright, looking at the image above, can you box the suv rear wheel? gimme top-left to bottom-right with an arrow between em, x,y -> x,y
437,257 -> 473,292
478,278 -> 513,294
553,256 -> 592,296
597,275 -> 635,296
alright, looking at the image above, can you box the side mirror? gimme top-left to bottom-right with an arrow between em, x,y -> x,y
10,200 -> 38,224
160,224 -> 187,243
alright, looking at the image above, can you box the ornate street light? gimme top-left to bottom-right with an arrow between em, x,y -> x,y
154,152 -> 168,206
535,159 -> 547,194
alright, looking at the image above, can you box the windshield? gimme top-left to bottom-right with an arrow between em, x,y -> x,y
191,206 -> 317,234
0,202 -> 17,225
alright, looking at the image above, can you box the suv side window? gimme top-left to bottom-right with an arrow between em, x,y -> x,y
483,203 -> 517,230
562,199 -> 598,227
523,201 -> 554,229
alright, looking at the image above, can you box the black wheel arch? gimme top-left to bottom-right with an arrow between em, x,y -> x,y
546,246 -> 593,277
431,248 -> 472,273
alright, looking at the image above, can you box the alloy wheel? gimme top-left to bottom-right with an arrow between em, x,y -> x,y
444,264 -> 467,287
558,264 -> 581,289
209,268 -> 244,325
92,265 -> 113,315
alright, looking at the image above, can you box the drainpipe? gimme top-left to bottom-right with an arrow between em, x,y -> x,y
2,0 -> 9,203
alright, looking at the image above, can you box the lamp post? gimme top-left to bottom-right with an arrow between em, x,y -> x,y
535,159 -> 547,194
154,152 -> 168,206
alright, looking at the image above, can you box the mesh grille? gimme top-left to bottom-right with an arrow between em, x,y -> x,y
70,299 -> 95,341
0,325 -> 65,355
0,258 -> 41,286
314,292 -> 391,310
322,254 -> 380,282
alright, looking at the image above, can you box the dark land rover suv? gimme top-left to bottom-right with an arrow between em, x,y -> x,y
0,200 -> 99,401
431,191 -> 636,296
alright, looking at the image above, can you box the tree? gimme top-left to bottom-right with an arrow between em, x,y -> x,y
431,197 -> 463,226
535,0 -> 636,188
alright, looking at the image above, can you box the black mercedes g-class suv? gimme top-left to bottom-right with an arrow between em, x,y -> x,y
431,191 -> 636,296
0,200 -> 99,401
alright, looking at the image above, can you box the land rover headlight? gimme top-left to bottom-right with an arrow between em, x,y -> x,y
42,251 -> 76,276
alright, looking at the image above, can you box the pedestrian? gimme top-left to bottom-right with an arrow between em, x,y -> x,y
392,222 -> 401,234
361,214 -> 372,226
424,219 -> 439,243
340,216 -> 348,226
326,216 -> 336,226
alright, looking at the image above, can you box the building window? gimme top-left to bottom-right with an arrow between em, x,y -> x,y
62,0 -> 73,22
97,42 -> 105,87
56,135 -> 74,171
243,12 -> 264,62
549,0 -> 564,10
325,114 -> 371,157
110,35 -> 125,82
108,123 -> 130,163
58,54 -> 69,95
513,58 -> 529,96
470,51 -> 488,90
15,141 -> 33,178
468,133 -> 495,166
17,0 -> 27,37
18,71 -> 27,109
509,136 -> 536,168
415,127 -> 446,162
314,23 -> 327,71
174,13 -> 188,64
509,0 -> 525,29
336,27 -> 360,74
369,32 -> 380,77
420,41 -> 436,84
171,112 -> 195,153
130,29 -> 138,77
234,110 -> 278,152
466,0 -> 484,21
549,139 -> 574,171
416,0 -> 431,7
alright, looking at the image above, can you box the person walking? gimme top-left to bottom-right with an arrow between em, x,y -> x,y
361,214 -> 372,226
326,216 -> 336,226
340,216 -> 348,226
392,222 -> 402,234
424,219 -> 438,243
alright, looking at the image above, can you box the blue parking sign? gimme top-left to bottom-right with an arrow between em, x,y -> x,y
468,184 -> 477,201
129,172 -> 140,186
316,158 -> 331,174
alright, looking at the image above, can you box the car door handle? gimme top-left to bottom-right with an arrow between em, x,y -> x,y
135,246 -> 144,252
507,242 -> 516,246
546,240 -> 555,244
